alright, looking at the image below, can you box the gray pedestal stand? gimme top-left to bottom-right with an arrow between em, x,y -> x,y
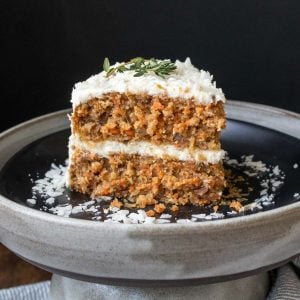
50,273 -> 270,300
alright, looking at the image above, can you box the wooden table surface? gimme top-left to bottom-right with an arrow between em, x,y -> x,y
0,244 -> 51,289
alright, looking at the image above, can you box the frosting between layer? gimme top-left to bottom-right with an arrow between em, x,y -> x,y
71,58 -> 225,107
69,135 -> 225,164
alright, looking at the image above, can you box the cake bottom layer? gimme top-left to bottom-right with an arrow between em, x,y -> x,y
67,147 -> 225,207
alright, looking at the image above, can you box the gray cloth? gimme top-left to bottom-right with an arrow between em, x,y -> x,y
0,259 -> 299,300
0,281 -> 50,300
267,258 -> 300,300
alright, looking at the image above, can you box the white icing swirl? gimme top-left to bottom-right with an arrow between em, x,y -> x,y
71,58 -> 225,107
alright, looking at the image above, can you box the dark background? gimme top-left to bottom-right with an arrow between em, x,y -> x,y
1,0 -> 299,131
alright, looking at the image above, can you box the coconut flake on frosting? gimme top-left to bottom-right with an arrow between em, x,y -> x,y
71,58 -> 225,107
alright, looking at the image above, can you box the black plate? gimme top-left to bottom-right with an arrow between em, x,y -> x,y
0,119 -> 299,221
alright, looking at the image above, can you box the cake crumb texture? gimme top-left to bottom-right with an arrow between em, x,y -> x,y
68,147 -> 225,207
72,93 -> 225,150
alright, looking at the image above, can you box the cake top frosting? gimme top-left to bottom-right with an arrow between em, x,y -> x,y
71,58 -> 225,107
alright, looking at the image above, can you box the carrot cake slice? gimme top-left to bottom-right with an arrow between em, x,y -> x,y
67,57 -> 226,208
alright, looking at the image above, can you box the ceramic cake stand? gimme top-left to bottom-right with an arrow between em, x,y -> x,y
0,101 -> 300,300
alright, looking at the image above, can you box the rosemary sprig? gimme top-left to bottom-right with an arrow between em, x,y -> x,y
102,57 -> 177,78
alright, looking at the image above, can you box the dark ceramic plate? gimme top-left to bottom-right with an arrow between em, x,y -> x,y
0,119 -> 299,221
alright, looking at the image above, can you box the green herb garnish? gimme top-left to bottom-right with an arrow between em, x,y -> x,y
102,57 -> 177,78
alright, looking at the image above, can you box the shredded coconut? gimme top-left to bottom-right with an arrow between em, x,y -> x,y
26,199 -> 37,206
45,197 -> 55,206
160,213 -> 172,219
71,58 -> 225,108
225,154 -> 285,212
25,153 -> 291,224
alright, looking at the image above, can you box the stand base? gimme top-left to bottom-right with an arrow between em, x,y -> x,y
49,273 -> 269,300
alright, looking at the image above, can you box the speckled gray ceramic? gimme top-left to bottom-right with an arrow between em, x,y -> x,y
0,101 -> 299,299
49,272 -> 270,300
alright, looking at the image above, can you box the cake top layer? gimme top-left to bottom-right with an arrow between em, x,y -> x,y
71,58 -> 225,107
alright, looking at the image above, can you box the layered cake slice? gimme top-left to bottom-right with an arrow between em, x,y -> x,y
67,57 -> 226,208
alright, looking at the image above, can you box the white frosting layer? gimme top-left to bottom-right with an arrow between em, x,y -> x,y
71,58 -> 225,107
70,135 -> 225,164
